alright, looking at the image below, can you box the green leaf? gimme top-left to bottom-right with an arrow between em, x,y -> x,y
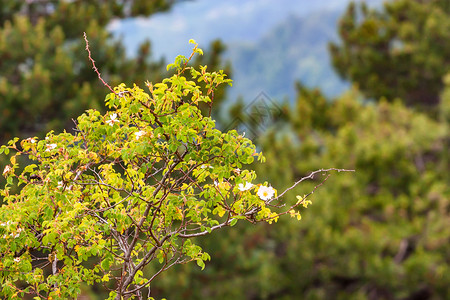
196,258 -> 205,270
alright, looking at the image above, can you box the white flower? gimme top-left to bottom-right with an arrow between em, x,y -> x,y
201,165 -> 213,169
45,143 -> 57,152
30,138 -> 36,143
238,182 -> 253,192
135,130 -> 145,140
214,180 -> 219,186
14,228 -> 22,237
3,165 -> 12,176
14,257 -> 20,263
257,185 -> 275,200
106,113 -> 119,126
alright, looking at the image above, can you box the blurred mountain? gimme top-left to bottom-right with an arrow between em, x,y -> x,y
226,10 -> 349,103
108,0 -> 386,102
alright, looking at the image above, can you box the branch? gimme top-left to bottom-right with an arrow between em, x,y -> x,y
274,168 -> 354,201
122,247 -> 180,296
176,218 -> 234,238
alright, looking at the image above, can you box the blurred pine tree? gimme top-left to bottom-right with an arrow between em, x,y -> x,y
329,0 -> 450,107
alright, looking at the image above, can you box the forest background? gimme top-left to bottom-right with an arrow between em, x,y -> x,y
0,0 -> 448,299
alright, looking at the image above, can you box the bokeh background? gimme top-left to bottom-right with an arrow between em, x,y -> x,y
1,0 -> 449,299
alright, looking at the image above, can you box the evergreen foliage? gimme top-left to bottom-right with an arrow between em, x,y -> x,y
329,0 -> 450,106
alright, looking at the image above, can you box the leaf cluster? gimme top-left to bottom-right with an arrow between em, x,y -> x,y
0,44 -> 324,299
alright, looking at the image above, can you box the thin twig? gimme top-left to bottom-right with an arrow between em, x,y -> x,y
275,168 -> 354,201
83,32 -> 116,95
